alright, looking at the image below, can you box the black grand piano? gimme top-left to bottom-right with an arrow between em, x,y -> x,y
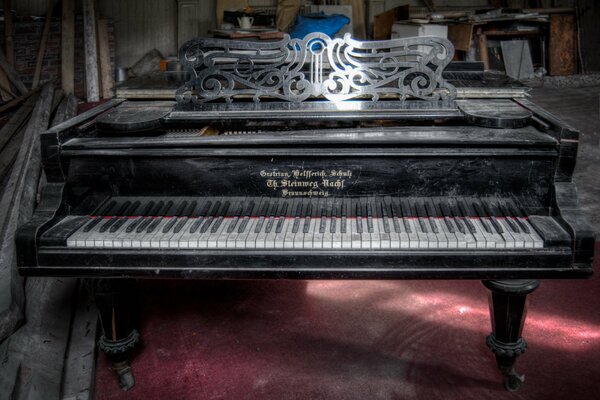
16,34 -> 594,391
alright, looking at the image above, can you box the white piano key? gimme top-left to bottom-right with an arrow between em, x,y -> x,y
255,217 -> 269,249
274,217 -> 288,248
520,219 -> 544,248
483,218 -> 505,249
432,218 -> 448,249
359,218 -> 371,249
412,218 -> 429,249
245,218 -> 260,249
370,218 -> 381,249
147,219 -> 171,248
313,218 -> 324,249
350,218 -> 362,249
208,217 -> 228,248
389,217 -> 401,249
499,218 -> 524,248
404,218 -> 419,249
508,218 -> 534,248
68,217 -> 97,247
378,218 -> 391,249
293,218 -> 305,249
304,218 -> 318,249
197,218 -> 216,249
439,218 -> 457,249
168,218 -> 192,248
450,219 -> 468,249
178,217 -> 200,248
332,218 -> 343,249
493,218 -> 515,249
341,217 -> 352,249
283,218 -> 296,249
224,218 -> 240,249
235,217 -> 251,249
468,218 -> 488,249
217,218 -> 235,249
423,218 -> 439,249
266,217 -> 281,248
322,218 -> 333,249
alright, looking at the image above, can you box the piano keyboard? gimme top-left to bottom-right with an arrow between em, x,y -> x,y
58,196 -> 545,250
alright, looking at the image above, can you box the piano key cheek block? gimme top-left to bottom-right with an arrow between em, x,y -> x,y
16,34 -> 595,392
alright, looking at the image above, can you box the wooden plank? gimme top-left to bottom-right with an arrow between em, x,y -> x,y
3,0 -> 13,66
61,0 -> 75,95
373,5 -> 409,40
61,281 -> 98,400
0,70 -> 14,101
0,88 -> 39,115
97,18 -> 113,99
0,94 -> 38,155
33,0 -> 59,89
0,48 -> 27,95
477,28 -> 489,71
447,23 -> 473,52
0,83 -> 53,344
82,0 -> 100,102
4,278 -> 78,400
549,13 -> 577,76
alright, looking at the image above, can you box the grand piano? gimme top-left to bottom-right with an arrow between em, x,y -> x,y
16,34 -> 594,391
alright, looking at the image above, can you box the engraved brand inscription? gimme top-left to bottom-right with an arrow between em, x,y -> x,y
259,169 -> 355,197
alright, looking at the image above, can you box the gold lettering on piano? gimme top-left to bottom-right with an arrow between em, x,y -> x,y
258,168 -> 354,197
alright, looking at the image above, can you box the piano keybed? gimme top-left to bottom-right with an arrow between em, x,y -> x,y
55,196 -> 545,250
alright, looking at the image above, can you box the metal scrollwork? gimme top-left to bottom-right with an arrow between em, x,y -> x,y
176,33 -> 456,104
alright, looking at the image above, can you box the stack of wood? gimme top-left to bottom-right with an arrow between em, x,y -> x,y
0,0 -> 113,104
0,82 -> 98,400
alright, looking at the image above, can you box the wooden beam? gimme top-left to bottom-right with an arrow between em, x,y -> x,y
0,48 -> 27,95
549,13 -> 577,76
61,0 -> 75,95
0,88 -> 39,115
32,0 -> 59,89
82,0 -> 100,102
3,0 -> 13,66
0,71 -> 14,101
97,18 -> 113,99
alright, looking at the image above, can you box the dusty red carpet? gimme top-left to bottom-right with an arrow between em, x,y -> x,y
96,251 -> 600,400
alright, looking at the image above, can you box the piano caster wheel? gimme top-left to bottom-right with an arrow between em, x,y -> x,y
112,360 -> 136,391
502,368 -> 524,392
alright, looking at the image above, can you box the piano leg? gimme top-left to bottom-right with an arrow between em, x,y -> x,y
91,278 -> 140,391
483,279 -> 539,392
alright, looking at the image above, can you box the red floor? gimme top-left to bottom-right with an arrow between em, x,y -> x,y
95,246 -> 600,400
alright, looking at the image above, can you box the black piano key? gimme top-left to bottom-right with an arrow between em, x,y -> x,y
125,217 -> 143,233
97,199 -> 116,216
418,218 -> 428,233
125,200 -> 141,216
302,215 -> 311,234
116,200 -> 131,216
197,200 -> 213,217
456,200 -> 477,233
422,200 -> 439,233
184,200 -> 197,216
439,200 -> 452,218
238,218 -> 249,233
140,200 -> 155,216
254,218 -> 265,233
400,198 -> 412,218
136,217 -> 153,233
173,218 -> 188,234
161,201 -> 174,216
508,199 -> 530,233
497,201 -> 520,233
150,201 -> 164,216
174,201 -> 188,217
472,201 -> 493,234
341,217 -> 347,234
275,217 -> 285,234
146,217 -> 162,233
211,217 -> 224,233
265,217 -> 275,233
189,217 -> 204,234
83,217 -> 102,232
200,217 -> 215,233
444,217 -> 456,233
109,218 -> 128,233
162,217 -> 178,233
330,216 -> 337,233
341,201 -> 347,218
292,218 -> 300,234
99,217 -> 117,233
482,201 -> 504,234
227,217 -> 239,234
